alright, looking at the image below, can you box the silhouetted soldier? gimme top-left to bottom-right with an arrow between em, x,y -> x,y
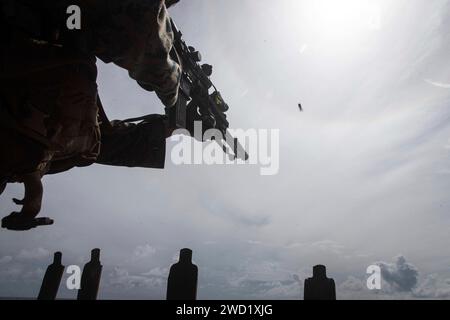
167,248 -> 198,300
37,252 -> 65,300
77,249 -> 103,300
0,0 -> 182,230
304,265 -> 336,300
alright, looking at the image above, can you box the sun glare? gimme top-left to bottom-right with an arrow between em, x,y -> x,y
300,0 -> 382,43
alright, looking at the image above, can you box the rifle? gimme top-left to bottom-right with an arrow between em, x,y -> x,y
169,18 -> 248,161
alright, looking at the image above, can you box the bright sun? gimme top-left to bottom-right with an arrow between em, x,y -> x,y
300,0 -> 382,43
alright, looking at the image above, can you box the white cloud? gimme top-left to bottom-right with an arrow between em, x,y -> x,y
227,276 -> 302,299
142,267 -> 168,278
425,79 -> 450,89
311,240 -> 345,255
340,276 -> 365,292
108,267 -> 165,290
132,244 -> 157,260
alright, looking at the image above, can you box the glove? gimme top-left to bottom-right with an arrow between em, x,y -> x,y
165,101 -> 216,141
166,0 -> 181,8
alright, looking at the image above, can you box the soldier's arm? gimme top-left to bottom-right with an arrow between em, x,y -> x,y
96,116 -> 168,169
87,0 -> 181,107
129,1 -> 181,108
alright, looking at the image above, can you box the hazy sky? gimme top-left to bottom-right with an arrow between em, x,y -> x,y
1,0 -> 450,299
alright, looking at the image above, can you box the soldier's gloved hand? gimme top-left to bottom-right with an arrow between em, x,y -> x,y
137,81 -> 179,109
159,94 -> 179,110
165,102 -> 216,141
186,106 -> 217,142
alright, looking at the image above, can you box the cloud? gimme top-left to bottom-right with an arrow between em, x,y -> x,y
425,79 -> 450,89
377,256 -> 419,292
338,272 -> 450,300
22,268 -> 45,281
200,197 -> 271,227
311,240 -> 345,255
132,244 -> 157,260
340,276 -> 366,292
228,277 -> 301,299
0,256 -> 13,265
141,267 -> 168,278
0,265 -> 24,279
0,248 -> 50,288
108,267 -> 166,290
16,248 -> 50,261
247,240 -> 263,245
413,274 -> 450,299
222,259 -> 304,299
